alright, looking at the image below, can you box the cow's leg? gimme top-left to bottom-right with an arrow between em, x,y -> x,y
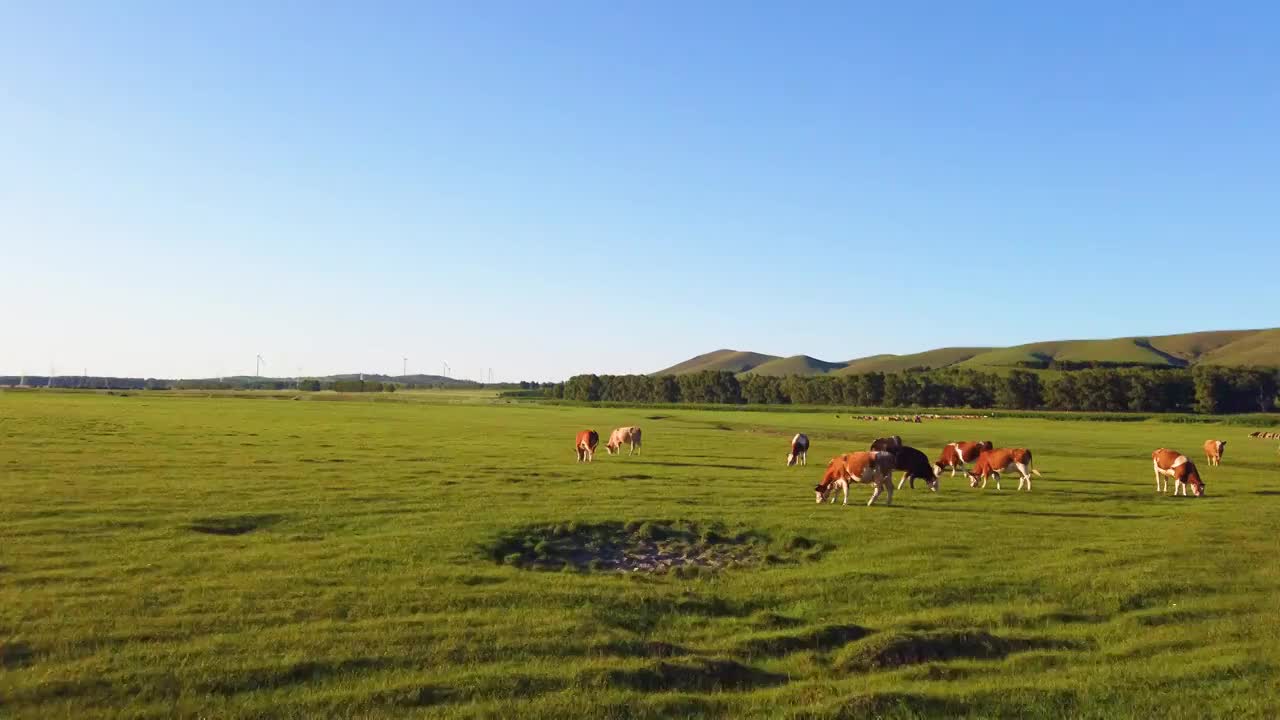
897,474 -> 907,490
866,483 -> 880,506
1016,463 -> 1031,491
884,478 -> 894,506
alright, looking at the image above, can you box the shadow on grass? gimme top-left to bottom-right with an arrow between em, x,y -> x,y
588,657 -> 785,692
630,460 -> 759,471
835,630 -> 1082,672
187,514 -> 285,536
1,641 -> 34,668
904,506 -> 1144,521
735,624 -> 872,658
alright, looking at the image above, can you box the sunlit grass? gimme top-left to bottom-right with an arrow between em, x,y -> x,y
1,391 -> 1277,718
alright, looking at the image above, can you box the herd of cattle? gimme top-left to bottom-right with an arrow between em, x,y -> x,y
574,427 -> 1222,506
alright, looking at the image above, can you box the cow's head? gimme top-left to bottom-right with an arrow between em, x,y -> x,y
967,471 -> 982,488
931,463 -> 944,479
813,483 -> 830,503
1187,466 -> 1205,497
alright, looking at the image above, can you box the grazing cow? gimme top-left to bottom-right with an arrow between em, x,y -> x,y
966,448 -> 1041,491
814,451 -> 897,506
1203,439 -> 1226,467
787,433 -> 810,467
606,426 -> 642,456
933,441 -> 994,478
893,446 -> 940,491
1153,448 -> 1205,496
870,435 -> 903,454
574,430 -> 599,463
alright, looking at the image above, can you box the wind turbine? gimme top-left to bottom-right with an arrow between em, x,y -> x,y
255,354 -> 265,377
402,357 -> 408,378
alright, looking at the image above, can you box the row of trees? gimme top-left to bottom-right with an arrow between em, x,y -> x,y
542,365 -> 1278,414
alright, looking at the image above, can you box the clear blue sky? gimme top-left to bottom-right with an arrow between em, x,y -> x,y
3,2 -> 1277,381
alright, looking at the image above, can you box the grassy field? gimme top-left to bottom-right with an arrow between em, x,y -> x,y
2,391 -> 1279,719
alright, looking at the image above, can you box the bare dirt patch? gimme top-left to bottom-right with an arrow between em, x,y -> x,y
485,520 -> 829,574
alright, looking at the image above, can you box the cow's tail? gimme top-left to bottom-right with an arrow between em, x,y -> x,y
1031,468 -> 1043,477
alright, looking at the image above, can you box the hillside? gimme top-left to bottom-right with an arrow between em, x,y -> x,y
743,355 -> 847,377
655,328 -> 1280,376
654,349 -> 779,375
836,347 -> 992,375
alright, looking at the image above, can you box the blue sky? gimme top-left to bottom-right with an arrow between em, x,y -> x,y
2,2 -> 1277,380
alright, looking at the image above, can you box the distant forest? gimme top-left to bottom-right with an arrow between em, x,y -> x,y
528,366 -> 1278,414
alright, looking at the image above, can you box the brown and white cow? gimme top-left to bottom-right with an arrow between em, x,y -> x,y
606,426 -> 642,456
814,451 -> 897,506
787,433 -> 810,467
1153,448 -> 1205,496
575,430 -> 599,463
1203,439 -> 1225,467
933,441 -> 993,477
966,448 -> 1040,491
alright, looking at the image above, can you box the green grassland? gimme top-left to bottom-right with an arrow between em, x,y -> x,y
655,328 -> 1280,377
3,391 -> 1280,719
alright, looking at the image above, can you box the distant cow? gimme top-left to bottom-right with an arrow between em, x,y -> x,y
606,426 -> 642,456
814,451 -> 897,506
870,435 -> 903,454
1153,448 -> 1205,496
787,433 -> 810,467
1203,439 -> 1225,467
933,441 -> 994,478
893,446 -> 940,491
575,430 -> 599,463
967,448 -> 1041,491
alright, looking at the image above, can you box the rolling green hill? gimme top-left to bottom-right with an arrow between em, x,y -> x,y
742,355 -> 848,377
836,347 -> 992,375
655,349 -> 780,375
656,328 -> 1280,376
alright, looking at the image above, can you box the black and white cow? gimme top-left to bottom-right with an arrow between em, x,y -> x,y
787,433 -> 810,467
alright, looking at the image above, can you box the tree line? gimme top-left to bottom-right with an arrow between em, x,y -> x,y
532,365 -> 1277,414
